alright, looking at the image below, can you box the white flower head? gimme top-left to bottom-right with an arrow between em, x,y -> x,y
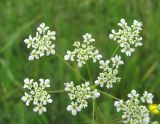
64,33 -> 102,67
21,78 -> 53,115
24,23 -> 56,60
65,81 -> 100,115
114,90 -> 153,124
109,19 -> 142,56
95,55 -> 123,89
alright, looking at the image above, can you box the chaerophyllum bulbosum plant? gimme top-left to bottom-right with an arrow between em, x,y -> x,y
21,19 -> 160,124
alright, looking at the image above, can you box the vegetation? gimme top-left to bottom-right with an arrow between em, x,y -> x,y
0,0 -> 160,123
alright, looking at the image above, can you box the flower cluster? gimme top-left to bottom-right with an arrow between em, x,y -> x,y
21,78 -> 53,115
64,81 -> 100,115
114,90 -> 154,124
109,19 -> 142,56
95,55 -> 123,89
24,23 -> 56,60
64,33 -> 102,67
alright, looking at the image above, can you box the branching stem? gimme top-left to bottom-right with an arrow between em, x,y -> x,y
98,90 -> 120,101
49,90 -> 67,94
55,52 -> 86,82
86,63 -> 93,84
111,45 -> 119,57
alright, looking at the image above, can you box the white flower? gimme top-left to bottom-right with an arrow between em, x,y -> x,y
33,103 -> 47,115
24,35 -> 35,48
141,91 -> 153,104
65,81 -> 100,115
23,78 -> 33,89
64,81 -> 75,92
95,55 -> 123,89
64,33 -> 102,67
21,78 -> 53,115
114,100 -> 124,112
28,50 -> 39,60
99,60 -> 110,71
83,33 -> 95,44
67,102 -> 81,116
24,23 -> 56,60
114,90 -> 152,124
109,18 -> 142,56
111,55 -> 124,68
90,50 -> 102,63
90,89 -> 100,98
21,92 -> 33,106
121,43 -> 135,56
127,90 -> 139,99
64,51 -> 75,61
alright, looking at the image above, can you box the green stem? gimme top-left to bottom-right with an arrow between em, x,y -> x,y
48,90 -> 67,94
92,99 -> 95,124
106,117 -> 122,124
97,106 -> 106,122
55,52 -> 86,82
111,45 -> 119,57
98,90 -> 120,101
86,63 -> 93,84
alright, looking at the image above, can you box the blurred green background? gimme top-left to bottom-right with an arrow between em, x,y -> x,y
0,0 -> 160,123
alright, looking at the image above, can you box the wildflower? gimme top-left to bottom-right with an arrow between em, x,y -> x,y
109,18 -> 142,56
149,104 -> 159,114
95,54 -> 123,89
141,91 -> 154,104
24,23 -> 56,60
64,81 -> 100,115
21,78 -> 53,115
64,33 -> 102,67
111,55 -> 124,68
114,90 -> 154,124
66,102 -> 81,116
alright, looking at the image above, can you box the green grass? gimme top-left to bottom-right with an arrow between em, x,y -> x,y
0,0 -> 160,123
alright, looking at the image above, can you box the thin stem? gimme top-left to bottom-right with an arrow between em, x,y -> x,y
48,90 -> 67,94
86,63 -> 93,84
55,52 -> 86,82
97,106 -> 106,122
111,45 -> 119,57
98,90 -> 120,101
92,99 -> 95,124
106,117 -> 122,124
